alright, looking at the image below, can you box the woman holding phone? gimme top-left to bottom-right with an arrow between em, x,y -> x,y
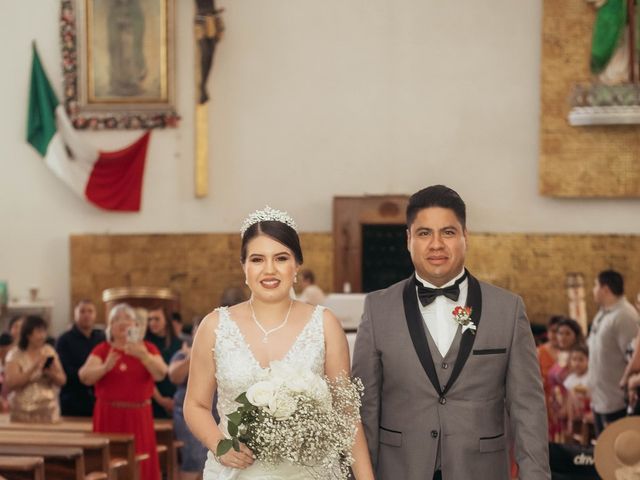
79,303 -> 168,480
4,315 -> 66,422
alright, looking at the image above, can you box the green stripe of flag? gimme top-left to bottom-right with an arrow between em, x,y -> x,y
27,43 -> 59,156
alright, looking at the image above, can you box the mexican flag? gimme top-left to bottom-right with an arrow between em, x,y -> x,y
26,44 -> 150,211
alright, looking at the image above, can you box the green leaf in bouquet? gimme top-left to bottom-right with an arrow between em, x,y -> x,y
232,438 -> 240,452
228,411 -> 242,426
216,439 -> 233,456
228,420 -> 239,437
235,392 -> 250,406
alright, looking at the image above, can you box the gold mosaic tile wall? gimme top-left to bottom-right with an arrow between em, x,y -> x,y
540,0 -> 640,197
70,233 -> 333,325
71,233 -> 640,327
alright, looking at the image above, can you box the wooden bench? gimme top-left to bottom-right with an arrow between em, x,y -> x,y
0,455 -> 45,480
0,418 -> 164,480
0,446 -> 85,480
0,414 -> 177,480
0,431 -> 110,479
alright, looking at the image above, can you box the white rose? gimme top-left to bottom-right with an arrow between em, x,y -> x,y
246,380 -> 278,407
268,390 -> 298,420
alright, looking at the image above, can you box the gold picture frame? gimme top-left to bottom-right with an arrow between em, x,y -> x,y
61,0 -> 178,129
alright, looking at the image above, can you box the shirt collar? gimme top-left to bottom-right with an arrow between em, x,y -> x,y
415,268 -> 466,289
602,297 -> 625,314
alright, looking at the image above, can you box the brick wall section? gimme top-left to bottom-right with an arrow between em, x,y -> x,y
539,0 -> 640,197
71,233 -> 640,327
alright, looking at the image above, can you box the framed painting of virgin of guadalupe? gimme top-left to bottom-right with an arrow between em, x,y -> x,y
61,0 -> 178,129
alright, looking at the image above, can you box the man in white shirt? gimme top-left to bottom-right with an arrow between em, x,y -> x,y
587,270 -> 639,437
297,269 -> 326,305
353,185 -> 550,480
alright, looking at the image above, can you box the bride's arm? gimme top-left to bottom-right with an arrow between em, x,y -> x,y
184,311 -> 255,470
323,310 -> 375,480
184,311 -> 223,452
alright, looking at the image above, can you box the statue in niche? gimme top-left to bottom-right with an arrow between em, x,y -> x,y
108,0 -> 147,96
587,0 -> 639,84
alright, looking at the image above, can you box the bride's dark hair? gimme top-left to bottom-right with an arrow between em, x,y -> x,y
240,221 -> 304,264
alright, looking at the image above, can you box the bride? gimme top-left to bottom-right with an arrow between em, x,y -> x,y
184,207 -> 374,480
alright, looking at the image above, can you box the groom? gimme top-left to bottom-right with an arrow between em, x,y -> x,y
352,185 -> 550,479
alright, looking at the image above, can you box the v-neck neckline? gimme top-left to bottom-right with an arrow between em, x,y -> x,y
225,305 -> 321,370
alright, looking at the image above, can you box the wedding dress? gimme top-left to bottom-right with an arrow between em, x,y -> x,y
203,305 -> 335,480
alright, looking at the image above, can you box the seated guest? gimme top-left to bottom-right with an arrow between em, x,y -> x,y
547,317 -> 584,441
56,299 -> 105,416
79,303 -> 167,480
4,315 -> 66,422
564,344 -> 591,431
144,305 -> 182,418
169,318 -> 211,480
297,268 -> 326,305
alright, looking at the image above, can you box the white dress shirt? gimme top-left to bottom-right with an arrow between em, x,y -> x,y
416,269 -> 468,357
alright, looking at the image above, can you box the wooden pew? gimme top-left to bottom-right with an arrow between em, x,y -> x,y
0,431 -> 110,479
0,414 -> 177,480
0,446 -> 85,480
0,423 -> 141,480
0,455 -> 45,480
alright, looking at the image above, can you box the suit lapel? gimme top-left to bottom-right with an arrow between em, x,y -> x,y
442,271 -> 483,396
402,275 -> 442,396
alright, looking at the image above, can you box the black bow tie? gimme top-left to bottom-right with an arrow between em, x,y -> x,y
416,271 -> 468,306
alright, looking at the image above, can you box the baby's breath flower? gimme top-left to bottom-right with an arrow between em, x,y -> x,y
219,372 -> 364,479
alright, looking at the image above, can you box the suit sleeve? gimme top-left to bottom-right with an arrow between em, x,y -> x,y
506,297 -> 551,480
351,295 -> 381,468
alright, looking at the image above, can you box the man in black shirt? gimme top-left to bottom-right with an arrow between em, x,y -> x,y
56,300 -> 105,416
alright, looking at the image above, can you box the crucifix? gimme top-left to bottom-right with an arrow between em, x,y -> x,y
194,0 -> 224,198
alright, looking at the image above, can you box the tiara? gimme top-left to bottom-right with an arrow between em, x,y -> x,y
240,205 -> 298,237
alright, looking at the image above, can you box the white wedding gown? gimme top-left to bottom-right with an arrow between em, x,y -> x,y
203,305 -> 337,480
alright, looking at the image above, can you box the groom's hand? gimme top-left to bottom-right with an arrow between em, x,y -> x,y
219,442 -> 255,469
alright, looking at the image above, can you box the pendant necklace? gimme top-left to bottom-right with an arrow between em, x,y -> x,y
250,299 -> 293,343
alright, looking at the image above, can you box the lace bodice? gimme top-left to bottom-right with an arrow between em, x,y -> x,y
213,305 -> 326,424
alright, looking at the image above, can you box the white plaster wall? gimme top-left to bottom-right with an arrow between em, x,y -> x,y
0,0 -> 638,331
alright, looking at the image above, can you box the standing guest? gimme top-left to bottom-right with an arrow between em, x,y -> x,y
56,300 -> 105,416
620,331 -> 640,415
564,344 -> 591,432
538,315 -> 563,400
6,315 -> 24,347
171,311 -> 184,339
169,318 -> 208,480
298,269 -> 326,305
219,286 -> 247,308
0,332 -> 14,412
547,317 -> 584,441
144,305 -> 182,418
4,315 -> 66,422
79,303 -> 167,480
588,270 -> 639,437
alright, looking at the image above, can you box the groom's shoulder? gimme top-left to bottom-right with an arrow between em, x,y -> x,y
477,277 -> 522,304
364,277 -> 408,304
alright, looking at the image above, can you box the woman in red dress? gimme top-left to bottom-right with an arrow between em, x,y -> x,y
79,303 -> 168,480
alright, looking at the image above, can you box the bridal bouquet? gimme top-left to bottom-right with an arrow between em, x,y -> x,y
217,363 -> 364,478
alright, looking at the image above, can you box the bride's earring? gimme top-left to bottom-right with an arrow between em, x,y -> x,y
294,274 -> 298,284
245,278 -> 249,285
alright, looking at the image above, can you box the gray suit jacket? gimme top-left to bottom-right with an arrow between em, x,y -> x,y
352,272 -> 550,480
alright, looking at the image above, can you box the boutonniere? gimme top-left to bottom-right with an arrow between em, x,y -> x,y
452,306 -> 476,335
